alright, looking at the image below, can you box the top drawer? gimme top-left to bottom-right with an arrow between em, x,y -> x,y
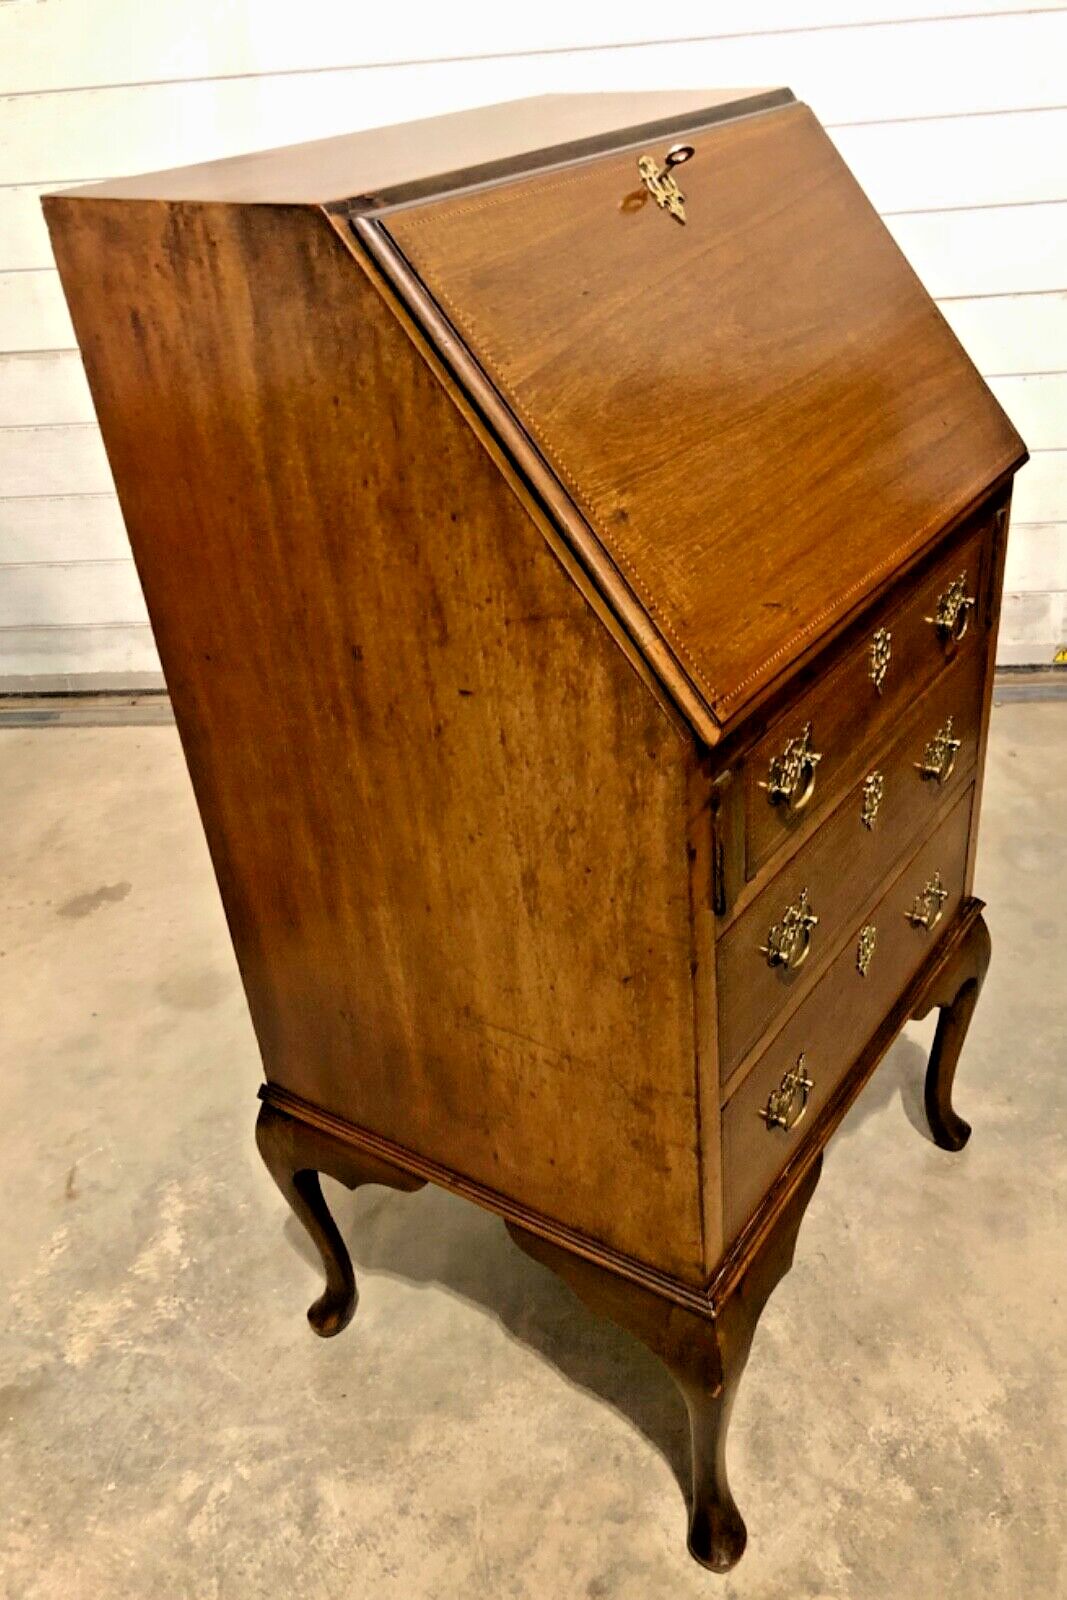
742,512 -> 991,879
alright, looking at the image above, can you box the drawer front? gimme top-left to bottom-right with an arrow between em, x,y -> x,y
743,514 -> 989,878
722,786 -> 973,1243
718,644 -> 985,1083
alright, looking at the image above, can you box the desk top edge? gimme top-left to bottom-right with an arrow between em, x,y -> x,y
46,89 -> 794,208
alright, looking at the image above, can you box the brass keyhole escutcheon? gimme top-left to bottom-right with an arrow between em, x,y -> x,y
759,1054 -> 814,1133
906,871 -> 949,931
760,887 -> 819,972
915,718 -> 961,786
760,722 -> 822,813
926,573 -> 975,646
636,143 -> 693,224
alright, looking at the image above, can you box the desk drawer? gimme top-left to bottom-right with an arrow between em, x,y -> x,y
722,786 -> 973,1243
743,514 -> 990,878
718,644 -> 985,1083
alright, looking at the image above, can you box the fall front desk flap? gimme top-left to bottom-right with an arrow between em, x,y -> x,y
363,99 -> 1024,739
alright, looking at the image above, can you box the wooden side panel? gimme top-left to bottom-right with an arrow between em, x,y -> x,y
44,195 -> 708,1281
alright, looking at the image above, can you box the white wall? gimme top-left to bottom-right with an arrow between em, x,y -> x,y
1,0 -> 1065,686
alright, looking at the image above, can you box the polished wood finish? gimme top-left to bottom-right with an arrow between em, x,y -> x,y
44,92 -> 1024,1574
712,896 -> 990,1317
44,194 -> 709,1283
507,1156 -> 823,1573
256,1099 -> 425,1336
380,103 -> 1024,735
723,787 -> 973,1239
718,644 -> 985,1079
740,511 -> 991,878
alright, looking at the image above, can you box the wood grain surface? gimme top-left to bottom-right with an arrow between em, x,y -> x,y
44,194 -> 712,1281
382,101 -> 1025,732
718,642 -> 985,1083
722,786 -> 974,1240
740,510 -> 991,878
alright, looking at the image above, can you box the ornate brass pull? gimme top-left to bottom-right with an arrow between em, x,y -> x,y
758,1054 -> 814,1133
906,872 -> 949,931
856,924 -> 877,977
861,770 -> 885,830
926,573 -> 975,645
868,628 -> 892,693
915,718 -> 961,785
759,722 -> 822,813
760,887 -> 819,971
636,144 -> 693,224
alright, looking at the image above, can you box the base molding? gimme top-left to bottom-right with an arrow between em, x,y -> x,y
259,896 -> 985,1318
257,1081 -> 714,1315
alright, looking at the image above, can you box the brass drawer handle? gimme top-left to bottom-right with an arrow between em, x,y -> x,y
915,718 -> 961,785
759,722 -> 822,812
856,923 -> 877,976
868,627 -> 892,693
926,573 -> 975,645
906,871 -> 949,931
861,770 -> 885,829
760,887 -> 819,971
758,1054 -> 814,1133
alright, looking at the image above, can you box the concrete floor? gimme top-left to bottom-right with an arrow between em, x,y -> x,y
0,702 -> 1064,1599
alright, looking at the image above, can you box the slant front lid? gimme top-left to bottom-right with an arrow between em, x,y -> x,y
375,101 -> 1024,736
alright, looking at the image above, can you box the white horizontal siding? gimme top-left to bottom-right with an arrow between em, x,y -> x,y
1012,453 -> 1067,527
940,294 -> 1067,377
986,375 -> 1067,453
2,1 -> 1054,96
0,185 -> 63,271
0,493 -> 130,562
1005,524 -> 1067,593
0,559 -> 146,628
0,351 -> 95,426
887,205 -> 1067,300
5,15 -> 1067,189
997,590 -> 1067,666
0,424 -> 113,498
0,623 -> 158,683
1,5 -> 1064,683
0,270 -> 75,352
830,108 -> 1067,215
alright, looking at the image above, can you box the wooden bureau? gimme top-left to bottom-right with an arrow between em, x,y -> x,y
44,91 -> 1028,1574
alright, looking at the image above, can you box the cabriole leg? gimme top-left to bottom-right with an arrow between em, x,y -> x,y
507,1156 -> 823,1573
255,1099 -> 426,1337
913,909 -> 991,1152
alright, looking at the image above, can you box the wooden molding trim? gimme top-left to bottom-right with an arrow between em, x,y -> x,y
257,1080 -> 718,1317
332,90 -> 797,218
262,897 -> 983,1321
347,212 -> 723,746
349,213 -> 1024,750
324,207 -> 691,742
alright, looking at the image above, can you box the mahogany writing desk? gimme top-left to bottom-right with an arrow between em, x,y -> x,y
45,90 -> 1027,1572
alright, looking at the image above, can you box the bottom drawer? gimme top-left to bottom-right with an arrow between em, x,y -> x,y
722,785 -> 973,1243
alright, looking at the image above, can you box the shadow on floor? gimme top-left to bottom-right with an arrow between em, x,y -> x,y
830,1032 -> 934,1147
278,1030 -> 935,1505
